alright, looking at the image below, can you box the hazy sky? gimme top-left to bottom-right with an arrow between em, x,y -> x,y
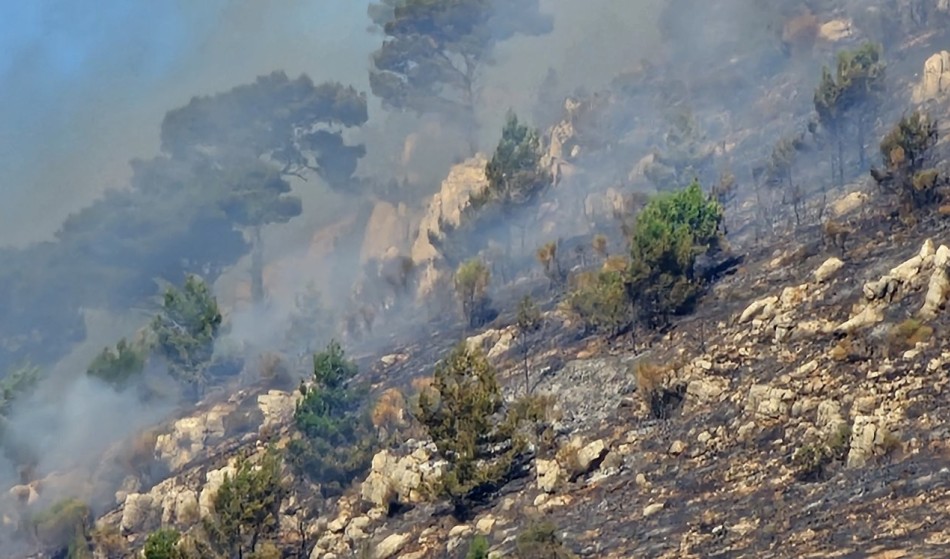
0,0 -> 661,247
0,0 -> 376,247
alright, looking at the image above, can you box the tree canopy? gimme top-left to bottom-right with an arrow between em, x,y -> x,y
368,0 -> 552,146
628,180 -> 724,325
151,275 -> 223,398
161,71 -> 368,189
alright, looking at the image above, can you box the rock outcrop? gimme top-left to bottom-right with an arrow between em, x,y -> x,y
409,155 -> 490,299
913,50 -> 950,103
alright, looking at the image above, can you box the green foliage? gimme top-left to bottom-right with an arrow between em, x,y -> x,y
204,451 -> 285,558
415,344 -> 529,516
814,42 -> 886,185
144,528 -> 184,559
455,258 -> 493,328
31,498 -> 91,553
628,180 -> 723,325
151,275 -> 222,396
793,423 -> 851,482
513,521 -> 576,559
86,338 -> 147,391
368,0 -> 552,139
466,534 -> 491,559
478,112 -> 551,210
288,341 -> 374,494
874,110 -> 941,210
161,71 -> 368,190
0,362 -> 41,416
564,269 -> 633,337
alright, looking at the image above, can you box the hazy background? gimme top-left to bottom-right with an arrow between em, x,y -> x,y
0,0 -> 663,247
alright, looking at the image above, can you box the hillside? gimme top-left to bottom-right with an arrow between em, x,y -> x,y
4,3 -> 950,559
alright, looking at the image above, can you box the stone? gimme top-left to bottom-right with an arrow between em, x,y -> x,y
814,257 -> 844,283
345,515 -> 371,541
536,459 -> 561,493
257,390 -> 300,431
920,244 -> 950,319
410,155 -> 490,299
913,51 -> 950,103
668,440 -> 687,456
198,464 -> 235,518
360,201 -> 413,264
643,502 -> 665,517
374,533 -> 411,559
576,439 -> 608,473
687,377 -> 727,403
739,296 -> 779,324
327,512 -> 350,534
120,493 -> 158,534
475,515 -> 496,535
818,19 -> 852,41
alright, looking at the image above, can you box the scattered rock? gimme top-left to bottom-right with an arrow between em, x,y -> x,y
374,533 -> 411,559
814,257 -> 844,283
668,440 -> 687,456
643,502 -> 665,517
536,459 -> 562,493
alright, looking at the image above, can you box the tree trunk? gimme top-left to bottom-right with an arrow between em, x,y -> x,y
522,336 -> 530,396
250,227 -> 265,305
836,127 -> 845,188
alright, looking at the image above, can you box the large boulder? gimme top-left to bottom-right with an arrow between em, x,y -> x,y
913,51 -> 950,103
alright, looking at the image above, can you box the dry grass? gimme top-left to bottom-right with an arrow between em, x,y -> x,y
372,387 -> 407,434
887,318 -> 933,354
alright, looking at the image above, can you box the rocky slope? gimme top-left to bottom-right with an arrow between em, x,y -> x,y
15,184 -> 943,559
8,10 -> 950,559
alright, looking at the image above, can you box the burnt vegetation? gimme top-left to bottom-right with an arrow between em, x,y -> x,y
6,1 -> 950,558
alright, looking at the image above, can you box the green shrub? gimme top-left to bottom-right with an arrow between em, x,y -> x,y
31,498 -> 90,552
287,341 -> 374,495
514,521 -> 576,559
455,258 -> 493,328
793,423 -> 851,482
564,269 -> 633,336
628,179 -> 723,327
874,110 -> 941,211
87,338 -> 146,391
466,534 -> 491,559
151,274 -> 222,398
415,344 -> 532,517
144,528 -> 183,559
204,451 -> 285,558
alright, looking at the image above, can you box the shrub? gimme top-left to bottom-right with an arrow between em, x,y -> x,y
793,423 -> 851,482
628,180 -> 724,327
455,258 -> 494,328
513,521 -> 576,559
144,528 -> 184,559
371,387 -> 407,438
31,498 -> 90,553
887,318 -> 932,354
91,524 -> 127,559
287,341 -> 374,495
873,110 -> 941,211
564,269 -> 632,337
415,344 -> 532,517
87,338 -> 146,391
466,534 -> 491,559
151,274 -> 222,398
204,451 -> 285,558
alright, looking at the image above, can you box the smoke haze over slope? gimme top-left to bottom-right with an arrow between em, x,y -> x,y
0,0 -> 664,247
